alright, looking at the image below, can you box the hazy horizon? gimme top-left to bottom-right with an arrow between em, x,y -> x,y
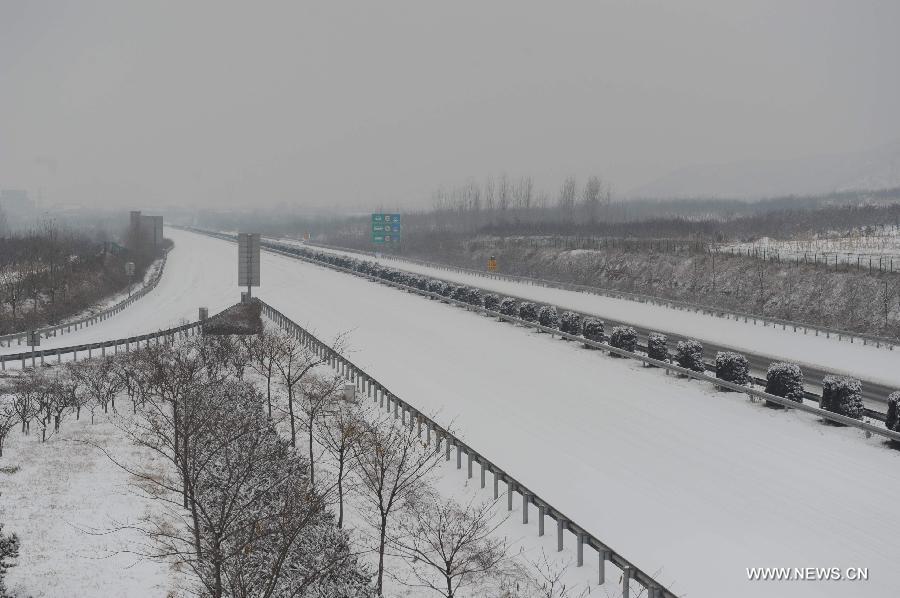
3,1 -> 900,212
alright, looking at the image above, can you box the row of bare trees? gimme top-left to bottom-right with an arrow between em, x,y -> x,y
0,328 -> 587,597
0,219 -> 160,335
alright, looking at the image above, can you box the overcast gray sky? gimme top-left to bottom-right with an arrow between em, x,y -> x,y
2,1 -> 899,211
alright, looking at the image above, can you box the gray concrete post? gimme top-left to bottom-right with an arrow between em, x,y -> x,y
557,517 -> 565,551
507,481 -> 513,511
467,452 -> 473,478
622,567 -> 632,598
493,470 -> 499,499
577,533 -> 584,566
480,462 -> 486,488
538,505 -> 545,536
522,493 -> 529,524
445,436 -> 451,461
598,550 -> 609,585
456,442 -> 462,469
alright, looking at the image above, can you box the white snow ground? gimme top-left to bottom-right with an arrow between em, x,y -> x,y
0,410 -> 181,597
304,242 -> 900,388
6,229 -> 897,597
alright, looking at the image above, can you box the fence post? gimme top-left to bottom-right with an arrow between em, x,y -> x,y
622,567 -> 632,598
522,493 -> 529,524
539,505 -> 545,536
599,550 -> 609,585
557,517 -> 565,551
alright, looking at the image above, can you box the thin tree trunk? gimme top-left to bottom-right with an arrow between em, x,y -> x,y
287,386 -> 296,447
377,513 -> 388,595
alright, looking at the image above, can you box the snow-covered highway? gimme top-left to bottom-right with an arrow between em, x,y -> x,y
12,228 -> 899,598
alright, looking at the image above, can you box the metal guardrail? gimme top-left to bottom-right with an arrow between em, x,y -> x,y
0,315 -> 208,371
0,246 -> 172,348
304,240 -> 898,350
258,299 -> 678,598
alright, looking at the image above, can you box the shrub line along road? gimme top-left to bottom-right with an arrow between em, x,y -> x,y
269,237 -> 897,412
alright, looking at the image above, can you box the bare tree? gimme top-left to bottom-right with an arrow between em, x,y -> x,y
0,399 -> 18,458
557,176 -> 577,216
248,330 -> 281,418
389,492 -> 508,598
296,371 -> 343,488
316,400 -> 369,528
272,331 -> 334,448
353,412 -> 446,595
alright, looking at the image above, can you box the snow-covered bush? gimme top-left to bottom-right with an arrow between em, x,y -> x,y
764,362 -> 804,406
483,293 -> 500,312
438,282 -> 453,297
609,326 -> 637,353
426,279 -> 443,295
499,297 -> 518,317
537,305 -> 559,330
582,318 -> 604,344
559,311 -> 582,337
0,517 -> 19,597
450,285 -> 469,302
518,302 -> 538,322
715,351 -> 750,387
647,333 -> 668,361
675,339 -> 705,372
466,287 -> 483,306
887,391 -> 900,432
820,375 -> 864,420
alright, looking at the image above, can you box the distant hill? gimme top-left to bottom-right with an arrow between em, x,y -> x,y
629,140 -> 900,199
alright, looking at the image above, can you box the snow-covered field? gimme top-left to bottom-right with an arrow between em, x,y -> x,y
6,229 -> 898,597
0,409 -> 180,597
720,228 -> 900,263
291,240 -> 900,388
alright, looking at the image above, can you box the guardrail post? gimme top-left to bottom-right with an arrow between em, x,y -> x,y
493,470 -> 499,499
538,505 -> 545,535
480,461 -> 486,488
445,436 -> 451,461
577,533 -> 584,566
456,441 -> 462,469
522,493 -> 529,523
507,480 -> 514,511
599,550 -> 609,585
557,517 -> 565,551
622,567 -> 632,598
467,451 -> 473,478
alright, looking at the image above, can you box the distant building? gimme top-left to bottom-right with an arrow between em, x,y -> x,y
129,210 -> 164,248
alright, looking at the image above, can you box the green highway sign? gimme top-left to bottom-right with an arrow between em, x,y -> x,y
372,213 -> 402,243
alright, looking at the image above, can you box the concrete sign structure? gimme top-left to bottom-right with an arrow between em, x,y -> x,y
371,213 -> 401,243
238,232 -> 261,296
